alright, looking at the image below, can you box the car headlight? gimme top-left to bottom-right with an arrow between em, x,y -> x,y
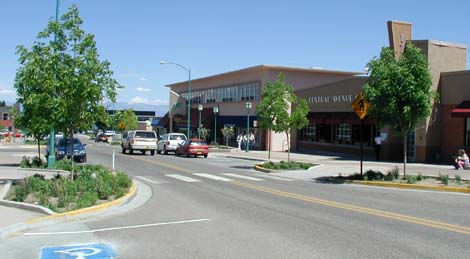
79,150 -> 86,155
58,151 -> 65,155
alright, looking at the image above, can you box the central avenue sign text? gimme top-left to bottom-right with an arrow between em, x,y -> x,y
307,94 -> 353,104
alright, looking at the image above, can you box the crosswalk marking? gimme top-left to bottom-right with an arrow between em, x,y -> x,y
222,173 -> 263,181
254,174 -> 294,181
193,173 -> 232,182
136,176 -> 166,184
166,174 -> 201,182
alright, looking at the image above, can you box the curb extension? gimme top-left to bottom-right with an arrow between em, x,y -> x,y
254,163 -> 319,173
25,180 -> 137,224
349,180 -> 470,194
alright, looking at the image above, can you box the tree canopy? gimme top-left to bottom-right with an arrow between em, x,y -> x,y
363,42 -> 436,175
256,73 -> 309,162
15,5 -> 121,147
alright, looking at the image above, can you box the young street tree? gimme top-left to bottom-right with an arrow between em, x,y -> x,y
221,126 -> 234,146
15,5 -> 121,173
118,109 -> 138,132
256,73 -> 309,162
363,42 -> 436,176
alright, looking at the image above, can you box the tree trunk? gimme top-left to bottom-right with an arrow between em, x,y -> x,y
268,130 -> 271,161
286,131 -> 290,163
70,129 -> 75,181
403,134 -> 407,178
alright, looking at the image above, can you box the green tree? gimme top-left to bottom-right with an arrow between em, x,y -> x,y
198,127 -> 211,141
256,73 -> 309,162
221,126 -> 234,146
119,109 -> 138,132
363,42 -> 436,176
15,5 -> 121,176
0,101 -> 5,107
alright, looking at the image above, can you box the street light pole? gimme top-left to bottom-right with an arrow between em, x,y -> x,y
48,0 -> 60,168
245,102 -> 252,152
213,106 -> 218,145
160,60 -> 191,138
198,104 -> 203,139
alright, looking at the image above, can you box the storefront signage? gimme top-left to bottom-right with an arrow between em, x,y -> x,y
307,94 -> 353,104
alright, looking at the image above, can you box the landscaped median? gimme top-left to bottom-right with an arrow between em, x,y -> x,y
3,159 -> 136,218
316,168 -> 470,194
255,161 -> 317,173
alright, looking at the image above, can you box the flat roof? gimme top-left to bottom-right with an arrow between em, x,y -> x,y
165,65 -> 362,88
412,40 -> 467,49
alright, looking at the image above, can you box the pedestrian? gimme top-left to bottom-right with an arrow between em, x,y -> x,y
249,132 -> 255,147
454,149 -> 469,170
374,133 -> 382,161
236,133 -> 243,151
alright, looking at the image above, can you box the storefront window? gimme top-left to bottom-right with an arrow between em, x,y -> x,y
300,124 -> 316,142
336,124 -> 351,144
317,124 -> 332,143
465,118 -> 470,146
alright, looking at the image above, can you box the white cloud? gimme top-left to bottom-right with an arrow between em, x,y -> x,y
128,96 -> 168,105
136,87 -> 151,92
0,89 -> 15,95
139,77 -> 147,81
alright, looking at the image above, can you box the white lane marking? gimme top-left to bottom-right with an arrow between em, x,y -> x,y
24,218 -> 211,236
254,174 -> 294,181
166,174 -> 201,182
193,173 -> 232,182
135,176 -> 165,184
222,173 -> 263,181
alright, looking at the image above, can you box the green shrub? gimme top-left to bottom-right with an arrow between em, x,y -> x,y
261,161 -> 314,170
455,175 -> 461,185
438,174 -> 449,185
14,184 -> 28,202
54,159 -> 72,171
416,174 -> 425,181
388,167 -> 400,180
406,175 -> 418,184
364,170 -> 384,181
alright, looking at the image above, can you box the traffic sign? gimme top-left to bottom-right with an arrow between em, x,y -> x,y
351,93 -> 370,120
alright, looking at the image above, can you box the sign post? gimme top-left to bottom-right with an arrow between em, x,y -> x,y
352,93 -> 370,176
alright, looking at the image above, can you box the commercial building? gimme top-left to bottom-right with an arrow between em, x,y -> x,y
162,21 -> 470,163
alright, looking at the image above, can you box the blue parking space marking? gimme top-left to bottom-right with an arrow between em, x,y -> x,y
41,243 -> 117,259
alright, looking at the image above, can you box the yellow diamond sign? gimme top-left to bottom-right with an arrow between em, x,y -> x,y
352,94 -> 370,120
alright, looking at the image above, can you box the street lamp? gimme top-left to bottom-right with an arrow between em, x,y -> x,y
48,0 -> 60,168
213,106 -> 219,145
198,104 -> 203,139
160,60 -> 191,138
245,102 -> 252,152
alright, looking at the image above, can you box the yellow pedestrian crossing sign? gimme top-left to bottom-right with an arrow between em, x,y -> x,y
352,93 -> 370,120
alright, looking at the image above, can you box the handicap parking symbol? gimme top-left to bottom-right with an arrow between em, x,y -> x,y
41,243 -> 117,259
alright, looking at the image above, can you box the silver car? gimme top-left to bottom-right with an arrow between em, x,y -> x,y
157,133 -> 187,155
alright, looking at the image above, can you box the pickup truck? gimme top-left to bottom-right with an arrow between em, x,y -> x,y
121,130 -> 158,155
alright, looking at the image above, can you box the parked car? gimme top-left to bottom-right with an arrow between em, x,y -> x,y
176,138 -> 209,158
121,130 -> 158,155
46,137 -> 87,163
157,133 -> 187,155
105,130 -> 116,136
95,133 -> 108,143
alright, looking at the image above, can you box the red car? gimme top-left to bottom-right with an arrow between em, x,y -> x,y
176,138 -> 209,158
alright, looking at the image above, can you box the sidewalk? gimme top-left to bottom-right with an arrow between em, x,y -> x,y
212,148 -> 469,180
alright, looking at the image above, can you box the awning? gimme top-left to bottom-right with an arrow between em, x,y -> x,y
451,101 -> 470,118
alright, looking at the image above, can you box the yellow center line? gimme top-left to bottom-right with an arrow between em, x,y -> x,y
128,154 -> 470,235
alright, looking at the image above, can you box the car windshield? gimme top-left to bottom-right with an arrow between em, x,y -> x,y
57,138 -> 81,146
135,132 -> 156,138
170,135 -> 187,140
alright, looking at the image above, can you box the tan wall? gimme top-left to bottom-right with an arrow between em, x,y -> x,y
411,40 -> 467,162
388,21 -> 412,59
296,77 -> 367,112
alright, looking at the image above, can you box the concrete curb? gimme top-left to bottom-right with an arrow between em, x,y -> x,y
17,168 -> 70,174
254,162 -> 319,173
349,180 -> 470,194
0,179 -> 137,224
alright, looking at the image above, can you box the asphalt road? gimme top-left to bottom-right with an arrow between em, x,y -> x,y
1,138 -> 469,258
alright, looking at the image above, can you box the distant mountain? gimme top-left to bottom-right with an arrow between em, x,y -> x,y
109,102 -> 169,117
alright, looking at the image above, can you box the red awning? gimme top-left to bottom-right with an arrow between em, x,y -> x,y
451,101 -> 470,118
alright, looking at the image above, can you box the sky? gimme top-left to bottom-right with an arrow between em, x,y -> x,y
1,0 -> 469,107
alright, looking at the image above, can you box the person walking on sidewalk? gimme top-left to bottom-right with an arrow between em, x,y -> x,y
236,133 -> 243,152
374,133 -> 382,161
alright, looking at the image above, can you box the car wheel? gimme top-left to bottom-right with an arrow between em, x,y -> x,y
164,147 -> 168,155
157,149 -> 161,154
185,151 -> 189,157
204,154 -> 208,158
129,146 -> 134,154
122,147 -> 126,154
151,150 -> 155,156
176,151 -> 180,157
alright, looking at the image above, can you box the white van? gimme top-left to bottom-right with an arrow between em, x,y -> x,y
157,133 -> 187,155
